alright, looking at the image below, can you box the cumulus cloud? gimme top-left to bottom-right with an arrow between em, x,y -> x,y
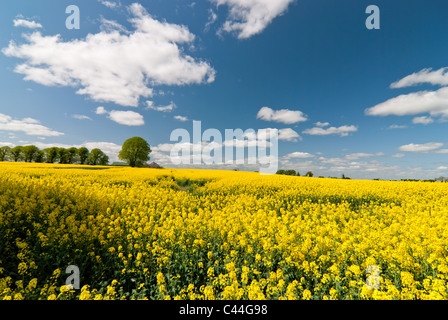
365,87 -> 448,117
278,128 -> 301,142
3,3 -> 216,107
0,113 -> 63,137
366,67 -> 448,119
388,124 -> 407,129
95,106 -> 108,115
211,0 -> 294,39
284,152 -> 314,159
392,153 -> 405,158
13,19 -> 42,29
174,115 -> 189,122
302,124 -> 358,137
146,101 -> 176,112
412,116 -> 434,125
256,107 -> 307,124
390,67 -> 448,89
344,152 -> 384,160
98,0 -> 121,9
108,110 -> 145,126
398,142 -> 444,153
99,18 -> 128,33
95,106 -> 144,126
0,142 -> 16,148
72,114 -> 92,121
204,9 -> 218,31
315,122 -> 330,127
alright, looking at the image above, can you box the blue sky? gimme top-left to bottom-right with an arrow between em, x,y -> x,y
2,0 -> 448,179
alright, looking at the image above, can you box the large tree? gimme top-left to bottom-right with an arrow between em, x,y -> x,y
77,147 -> 89,165
66,147 -> 78,164
23,145 -> 40,163
0,146 -> 11,162
306,171 -> 314,178
44,147 -> 59,163
34,150 -> 45,163
119,137 -> 151,167
9,146 -> 23,162
87,148 -> 108,166
58,148 -> 68,164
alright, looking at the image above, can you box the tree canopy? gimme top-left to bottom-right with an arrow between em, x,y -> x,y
0,144 -> 108,166
118,137 -> 151,167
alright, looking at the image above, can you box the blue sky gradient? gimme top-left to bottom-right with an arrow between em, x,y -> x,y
2,0 -> 448,179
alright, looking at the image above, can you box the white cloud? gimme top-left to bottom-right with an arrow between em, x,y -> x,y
96,106 -> 108,115
302,125 -> 358,137
3,3 -> 215,107
0,142 -> 15,148
392,153 -> 405,158
398,142 -> 443,153
391,67 -> 448,89
98,0 -> 121,9
72,114 -> 92,121
388,124 -> 407,129
212,0 -> 294,39
0,113 -> 63,137
315,122 -> 330,127
344,152 -> 384,160
205,9 -> 218,31
146,101 -> 176,112
284,152 -> 314,159
365,88 -> 448,117
95,106 -> 144,126
366,67 -> 448,119
13,19 -> 42,29
99,17 -> 128,33
153,143 -> 176,152
174,115 -> 189,122
108,110 -> 145,126
412,116 -> 434,125
278,128 -> 301,142
256,107 -> 307,124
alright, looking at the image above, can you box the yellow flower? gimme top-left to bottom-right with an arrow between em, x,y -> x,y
60,285 -> 70,293
348,265 -> 362,276
207,267 -> 215,279
157,272 -> 165,285
17,262 -> 28,276
3,162 -> 448,300
302,289 -> 312,300
13,293 -> 24,300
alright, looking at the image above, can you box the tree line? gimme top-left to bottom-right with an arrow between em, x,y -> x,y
276,170 -> 314,177
0,145 -> 109,165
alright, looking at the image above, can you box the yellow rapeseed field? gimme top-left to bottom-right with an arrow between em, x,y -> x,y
1,162 -> 448,300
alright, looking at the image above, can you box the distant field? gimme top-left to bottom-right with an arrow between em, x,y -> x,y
0,162 -> 447,300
